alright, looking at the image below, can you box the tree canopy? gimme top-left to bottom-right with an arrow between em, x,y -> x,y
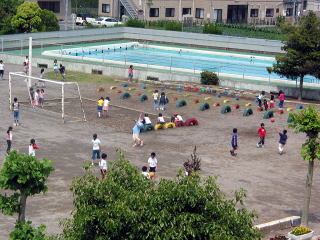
61,150 -> 261,240
271,12 -> 320,100
0,0 -> 23,34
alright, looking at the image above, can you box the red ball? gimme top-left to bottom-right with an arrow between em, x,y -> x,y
270,118 -> 276,123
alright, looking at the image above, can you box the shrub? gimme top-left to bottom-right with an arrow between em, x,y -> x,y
126,19 -> 145,28
203,23 -> 223,34
290,226 -> 312,236
9,221 -> 47,240
164,21 -> 182,31
269,235 -> 288,240
200,71 -> 219,85
40,9 -> 59,32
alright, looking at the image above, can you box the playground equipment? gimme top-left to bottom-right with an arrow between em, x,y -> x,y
223,99 -> 230,103
176,100 -> 187,107
141,124 -> 154,132
164,122 -> 175,129
154,123 -> 165,130
140,85 -> 147,89
296,105 -> 303,109
221,105 -> 231,114
138,94 -> 148,102
270,117 -> 276,123
199,102 -> 210,111
116,90 -> 122,94
120,92 -> 131,99
277,109 -> 284,114
263,110 -> 274,119
192,99 -> 200,104
243,108 -> 253,117
121,83 -> 128,87
233,104 -> 240,109
213,102 -> 220,107
245,103 -> 252,107
287,116 -> 294,123
110,86 -> 117,90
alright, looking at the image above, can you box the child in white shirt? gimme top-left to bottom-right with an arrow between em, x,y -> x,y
29,139 -> 39,156
157,113 -> 165,124
141,166 -> 150,180
99,153 -> 108,180
148,152 -> 158,180
103,97 -> 110,117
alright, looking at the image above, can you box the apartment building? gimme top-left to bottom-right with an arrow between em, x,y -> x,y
27,0 -> 71,20
98,0 -> 320,24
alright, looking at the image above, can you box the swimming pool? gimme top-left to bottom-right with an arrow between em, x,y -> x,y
42,42 -> 317,84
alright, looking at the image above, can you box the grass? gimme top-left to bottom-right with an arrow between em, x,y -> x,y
45,71 -> 116,83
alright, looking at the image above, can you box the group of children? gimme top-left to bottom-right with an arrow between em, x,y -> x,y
97,97 -> 111,118
257,90 -> 285,111
29,88 -> 45,107
152,90 -> 169,111
230,123 -> 288,156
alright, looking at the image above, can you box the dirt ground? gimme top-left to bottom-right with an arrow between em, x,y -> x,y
0,64 -> 320,239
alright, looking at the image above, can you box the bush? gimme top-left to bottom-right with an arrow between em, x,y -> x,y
9,221 -> 47,240
200,71 -> 219,85
203,23 -> 223,34
164,21 -> 182,31
40,9 -> 59,32
126,19 -> 145,28
290,226 -> 312,236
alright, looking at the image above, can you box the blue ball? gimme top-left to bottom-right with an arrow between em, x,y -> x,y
140,85 -> 147,89
296,105 -> 303,109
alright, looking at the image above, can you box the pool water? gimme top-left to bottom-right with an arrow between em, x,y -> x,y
56,43 -> 317,83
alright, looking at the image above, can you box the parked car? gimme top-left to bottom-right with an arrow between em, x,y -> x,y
93,17 -> 123,27
75,14 -> 95,25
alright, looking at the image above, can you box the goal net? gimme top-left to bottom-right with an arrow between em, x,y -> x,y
8,72 -> 87,123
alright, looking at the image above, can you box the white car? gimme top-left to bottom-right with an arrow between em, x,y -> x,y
75,14 -> 95,25
93,17 -> 123,27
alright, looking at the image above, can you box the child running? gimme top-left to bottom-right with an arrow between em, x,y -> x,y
12,97 -> 20,126
103,97 -> 110,118
141,166 -> 150,180
99,153 -> 108,180
39,89 -> 45,108
6,127 -> 13,154
257,123 -> 266,148
278,129 -> 288,155
29,139 -> 39,156
97,97 -> 104,118
147,152 -> 158,180
230,128 -> 238,156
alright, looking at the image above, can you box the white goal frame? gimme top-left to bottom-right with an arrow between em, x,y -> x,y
9,72 -> 87,123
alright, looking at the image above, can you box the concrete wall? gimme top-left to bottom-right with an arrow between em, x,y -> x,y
0,27 -> 283,54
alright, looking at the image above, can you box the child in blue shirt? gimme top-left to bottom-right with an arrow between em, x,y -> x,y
230,128 -> 238,156
132,113 -> 144,147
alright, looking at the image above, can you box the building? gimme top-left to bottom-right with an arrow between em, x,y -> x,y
98,0 -> 320,24
27,0 -> 71,20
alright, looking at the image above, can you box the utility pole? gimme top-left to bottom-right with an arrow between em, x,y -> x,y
65,0 -> 69,30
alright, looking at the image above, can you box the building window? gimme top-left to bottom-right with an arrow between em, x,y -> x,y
286,8 -> 293,16
276,8 -> 279,13
195,8 -> 204,19
303,0 -> 307,10
165,8 -> 175,17
250,9 -> 258,17
182,8 -> 191,15
149,8 -> 159,17
266,8 -> 274,17
102,4 -> 110,13
213,9 -> 222,22
38,1 -> 60,13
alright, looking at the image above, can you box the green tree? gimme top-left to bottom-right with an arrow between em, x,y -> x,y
9,221 -> 47,240
0,0 -> 23,34
270,12 -> 320,100
0,151 -> 54,222
40,9 -> 60,32
61,150 -> 261,240
289,106 -> 320,226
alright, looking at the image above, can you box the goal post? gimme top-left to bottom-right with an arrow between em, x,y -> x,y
8,72 -> 87,123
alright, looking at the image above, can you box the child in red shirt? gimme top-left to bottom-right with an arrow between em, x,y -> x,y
257,123 -> 266,148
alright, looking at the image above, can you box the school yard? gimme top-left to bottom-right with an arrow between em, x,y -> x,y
0,63 -> 320,239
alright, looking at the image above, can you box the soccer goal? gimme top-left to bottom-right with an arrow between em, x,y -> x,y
8,72 -> 87,123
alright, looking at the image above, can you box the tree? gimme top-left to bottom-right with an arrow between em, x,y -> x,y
61,149 -> 261,240
270,12 -> 320,100
9,221 -> 47,240
184,146 -> 201,176
0,151 -> 54,222
40,9 -> 60,32
11,2 -> 43,33
0,0 -> 23,34
288,106 -> 320,226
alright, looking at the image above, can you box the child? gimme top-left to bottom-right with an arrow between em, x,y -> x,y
257,91 -> 265,110
152,90 -> 159,110
157,113 -> 165,124
279,90 -> 285,109
230,128 -> 238,156
97,97 -> 104,118
29,87 -> 34,103
29,139 -> 39,156
38,68 -> 45,87
269,94 -> 275,108
159,92 -> 167,111
141,166 -> 150,180
23,62 -> 29,75
103,97 -> 110,118
34,89 -> 40,106
263,98 -> 268,111
257,123 -> 266,148
128,65 -> 134,82
175,114 -> 183,122
99,153 -> 108,180
144,113 -> 153,126
12,97 -> 20,126
59,64 -> 65,80
132,113 -> 144,147
147,152 -> 157,180
92,134 -> 101,165
53,59 -> 59,77
39,89 -> 45,108
278,129 -> 288,155
6,127 -> 13,154
0,60 -> 4,80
